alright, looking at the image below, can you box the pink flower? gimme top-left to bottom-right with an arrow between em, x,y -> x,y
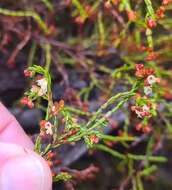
20,97 -> 34,108
40,120 -> 53,135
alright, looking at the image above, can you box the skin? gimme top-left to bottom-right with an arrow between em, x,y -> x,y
0,102 -> 52,190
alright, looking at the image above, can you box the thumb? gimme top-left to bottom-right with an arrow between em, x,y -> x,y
0,143 -> 52,190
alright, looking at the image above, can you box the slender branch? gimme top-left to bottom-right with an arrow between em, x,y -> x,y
0,7 -> 50,34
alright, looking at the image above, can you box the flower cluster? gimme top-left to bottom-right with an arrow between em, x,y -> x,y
137,46 -> 159,62
131,64 -> 160,133
39,100 -> 65,137
40,120 -> 54,136
127,10 -> 137,22
51,100 -> 65,116
34,77 -> 48,96
24,69 -> 34,78
162,0 -> 172,5
135,64 -> 155,78
131,96 -> 153,119
20,96 -> 34,109
21,66 -> 65,141
147,18 -> 157,29
135,64 -> 160,96
21,68 -> 49,108
146,0 -> 172,29
89,134 -> 99,144
135,123 -> 152,134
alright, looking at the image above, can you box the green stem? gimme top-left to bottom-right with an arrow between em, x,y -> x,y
72,0 -> 88,19
88,94 -> 135,132
86,91 -> 134,129
101,134 -> 137,142
41,0 -> 53,11
127,154 -> 167,163
94,144 -> 126,160
45,43 -> 52,71
64,106 -> 92,117
144,0 -> 155,18
28,42 -> 37,67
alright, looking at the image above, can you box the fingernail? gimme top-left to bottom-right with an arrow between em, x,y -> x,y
0,153 -> 52,190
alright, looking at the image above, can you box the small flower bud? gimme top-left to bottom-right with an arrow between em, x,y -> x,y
162,0 -> 171,5
90,135 -> 99,144
36,78 -> 48,96
147,75 -> 157,85
127,10 -> 137,21
24,69 -> 33,78
143,126 -> 152,133
20,97 -> 34,108
147,18 -> 157,29
40,120 -> 53,135
144,86 -> 153,95
104,1 -> 112,9
135,64 -> 144,71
